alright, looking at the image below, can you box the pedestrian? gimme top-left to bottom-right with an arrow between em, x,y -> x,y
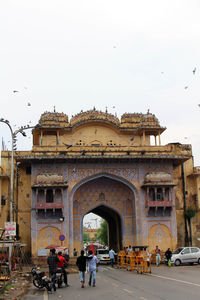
63,250 -> 70,263
155,245 -> 161,267
109,248 -> 116,267
47,248 -> 60,292
73,248 -> 78,257
165,248 -> 172,266
127,245 -> 132,252
57,251 -> 69,287
88,250 -> 98,287
76,250 -> 87,288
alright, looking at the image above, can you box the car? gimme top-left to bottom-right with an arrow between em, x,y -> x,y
96,249 -> 111,264
171,247 -> 200,266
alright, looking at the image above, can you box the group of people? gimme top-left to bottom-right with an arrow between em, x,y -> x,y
76,250 -> 98,288
47,249 -> 69,292
47,248 -> 99,291
155,245 -> 172,267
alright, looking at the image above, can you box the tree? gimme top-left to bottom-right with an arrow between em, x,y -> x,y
96,220 -> 108,245
83,232 -> 91,243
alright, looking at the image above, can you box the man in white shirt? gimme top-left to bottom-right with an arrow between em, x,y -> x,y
88,250 -> 98,287
109,249 -> 116,267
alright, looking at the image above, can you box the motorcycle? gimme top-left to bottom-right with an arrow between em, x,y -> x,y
55,267 -> 64,288
31,267 -> 51,291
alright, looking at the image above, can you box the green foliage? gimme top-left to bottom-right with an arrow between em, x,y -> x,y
185,208 -> 196,219
96,220 -> 108,245
83,232 -> 91,243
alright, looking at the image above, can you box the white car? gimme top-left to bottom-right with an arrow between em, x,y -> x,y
171,247 -> 200,266
96,249 -> 111,264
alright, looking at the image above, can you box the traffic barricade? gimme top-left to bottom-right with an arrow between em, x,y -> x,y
117,251 -> 126,268
126,252 -> 137,271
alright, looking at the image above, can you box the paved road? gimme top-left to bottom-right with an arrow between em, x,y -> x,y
24,264 -> 200,300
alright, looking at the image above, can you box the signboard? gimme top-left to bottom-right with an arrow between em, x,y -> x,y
59,234 -> 65,241
38,249 -> 48,256
5,222 -> 16,236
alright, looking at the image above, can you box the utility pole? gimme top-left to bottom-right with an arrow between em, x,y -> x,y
0,119 -> 38,222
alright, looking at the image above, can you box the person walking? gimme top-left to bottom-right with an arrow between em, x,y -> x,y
109,249 -> 116,267
76,250 -> 88,288
57,251 -> 69,287
47,248 -> 60,292
155,245 -> 161,267
165,248 -> 172,266
88,250 -> 98,287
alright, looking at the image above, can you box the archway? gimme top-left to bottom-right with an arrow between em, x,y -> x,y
84,205 -> 122,251
72,175 -> 136,252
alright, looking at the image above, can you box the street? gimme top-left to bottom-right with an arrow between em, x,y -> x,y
24,264 -> 200,300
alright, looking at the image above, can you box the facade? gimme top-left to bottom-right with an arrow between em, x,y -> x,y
0,109 -> 200,259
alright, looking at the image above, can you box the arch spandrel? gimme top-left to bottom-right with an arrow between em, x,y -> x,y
38,226 -> 61,250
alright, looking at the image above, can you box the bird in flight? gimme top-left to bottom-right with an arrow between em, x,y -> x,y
13,90 -> 19,93
184,86 -> 188,89
193,68 -> 196,75
63,143 -> 72,149
27,102 -> 31,106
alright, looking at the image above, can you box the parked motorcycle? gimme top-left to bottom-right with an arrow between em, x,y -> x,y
55,267 -> 64,288
31,267 -> 51,291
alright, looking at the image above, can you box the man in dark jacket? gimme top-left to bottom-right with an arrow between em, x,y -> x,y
47,248 -> 60,291
76,250 -> 87,288
165,248 -> 172,266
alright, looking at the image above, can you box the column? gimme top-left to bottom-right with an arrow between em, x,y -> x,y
142,130 -> 145,145
158,132 -> 161,146
40,130 -> 43,146
154,135 -> 157,146
0,179 -> 1,215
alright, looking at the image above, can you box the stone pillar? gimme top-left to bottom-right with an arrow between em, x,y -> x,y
154,135 -> 157,146
158,132 -> 161,145
0,179 -> 1,215
142,130 -> 145,145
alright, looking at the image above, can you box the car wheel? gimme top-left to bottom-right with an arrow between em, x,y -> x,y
175,259 -> 181,266
198,258 -> 200,264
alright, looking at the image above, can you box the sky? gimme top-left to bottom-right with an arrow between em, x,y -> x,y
1,0 -> 200,170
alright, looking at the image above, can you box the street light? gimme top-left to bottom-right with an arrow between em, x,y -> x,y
0,118 -> 37,222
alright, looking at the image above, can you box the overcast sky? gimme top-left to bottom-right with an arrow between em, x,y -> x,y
1,0 -> 200,166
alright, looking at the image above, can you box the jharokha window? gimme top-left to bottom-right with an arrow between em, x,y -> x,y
149,188 -> 155,201
46,189 -> 54,203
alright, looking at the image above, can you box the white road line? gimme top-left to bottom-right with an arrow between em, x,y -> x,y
149,274 -> 200,288
123,288 -> 133,294
112,283 -> 119,287
44,289 -> 48,300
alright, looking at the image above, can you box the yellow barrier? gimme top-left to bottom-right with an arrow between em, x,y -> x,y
117,250 -> 151,274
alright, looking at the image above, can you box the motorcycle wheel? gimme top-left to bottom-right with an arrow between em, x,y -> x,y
33,277 -> 44,289
57,275 -> 64,288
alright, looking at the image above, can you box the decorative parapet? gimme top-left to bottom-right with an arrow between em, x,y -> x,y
143,172 -> 173,185
70,109 -> 120,128
32,173 -> 68,187
39,112 -> 69,128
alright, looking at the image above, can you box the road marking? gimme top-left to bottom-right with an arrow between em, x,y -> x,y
44,289 -> 48,300
112,283 -> 119,287
140,297 -> 147,300
123,288 -> 133,294
149,274 -> 200,288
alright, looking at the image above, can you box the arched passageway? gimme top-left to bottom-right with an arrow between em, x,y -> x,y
86,205 -> 122,251
72,175 -> 136,252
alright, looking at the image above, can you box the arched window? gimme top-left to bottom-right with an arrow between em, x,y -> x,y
149,188 -> 155,201
165,188 -> 170,201
38,189 -> 45,203
157,188 -> 163,201
55,189 -> 62,203
46,189 -> 54,203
